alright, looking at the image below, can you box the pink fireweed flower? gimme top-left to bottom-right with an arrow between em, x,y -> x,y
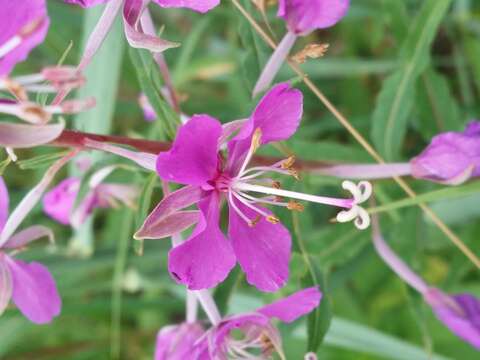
0,0 -> 50,76
372,216 -> 480,349
193,287 -> 322,359
0,152 -> 77,323
315,120 -> 480,186
410,120 -> 480,185
253,0 -> 350,96
155,322 -> 205,360
43,166 -> 139,229
135,83 -> 371,292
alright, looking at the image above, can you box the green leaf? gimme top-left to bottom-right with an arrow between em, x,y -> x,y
371,0 -> 452,160
214,266 -> 242,315
17,151 -> 70,170
172,17 -> 210,85
74,7 -> 124,137
128,47 -> 179,140
292,212 -> 332,352
416,68 -> 462,139
323,317 -> 452,360
237,0 -> 271,93
133,173 -> 159,255
69,5 -> 125,255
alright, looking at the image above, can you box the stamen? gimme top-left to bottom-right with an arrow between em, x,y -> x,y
228,191 -> 256,226
232,192 -> 271,218
233,182 -> 353,208
238,128 -> 262,177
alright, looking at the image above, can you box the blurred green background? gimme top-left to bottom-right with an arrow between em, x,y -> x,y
2,0 -> 480,359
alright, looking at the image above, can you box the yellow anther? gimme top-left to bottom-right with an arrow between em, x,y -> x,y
287,201 -> 304,212
251,128 -> 262,152
4,79 -> 27,101
280,155 -> 296,169
266,215 -> 280,224
249,215 -> 262,227
271,180 -> 281,189
288,169 -> 300,180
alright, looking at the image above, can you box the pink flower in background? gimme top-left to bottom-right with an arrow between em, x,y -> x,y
424,289 -> 480,349
0,153 -> 77,324
194,287 -> 322,358
410,121 -> 480,185
278,0 -> 350,35
135,83 -> 370,292
66,0 -> 220,13
253,0 -> 349,96
155,322 -> 205,360
0,0 -> 50,76
43,167 -> 139,229
372,216 -> 480,349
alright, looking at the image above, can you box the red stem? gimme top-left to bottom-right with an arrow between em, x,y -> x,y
51,130 -> 328,171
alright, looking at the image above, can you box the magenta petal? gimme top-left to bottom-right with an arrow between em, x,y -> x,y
135,185 -> 204,239
425,288 -> 480,349
42,177 -> 80,225
153,0 -> 220,13
155,322 -> 204,360
138,211 -> 200,239
0,258 -> 13,316
465,120 -> 480,136
168,194 -> 236,290
411,121 -> 480,184
0,177 -> 9,232
0,0 -> 50,76
123,0 -> 179,52
228,199 -> 291,292
63,0 -> 110,7
258,287 -> 322,323
228,83 -> 303,172
278,0 -> 349,35
6,257 -> 61,324
157,115 -> 222,186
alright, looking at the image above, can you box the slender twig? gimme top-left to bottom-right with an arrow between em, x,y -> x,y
230,0 -> 480,269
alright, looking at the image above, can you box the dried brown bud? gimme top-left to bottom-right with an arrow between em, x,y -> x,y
292,43 -> 330,64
